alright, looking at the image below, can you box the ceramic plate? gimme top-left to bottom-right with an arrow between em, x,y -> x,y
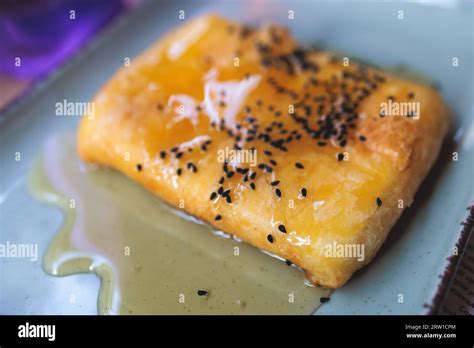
1,0 -> 473,314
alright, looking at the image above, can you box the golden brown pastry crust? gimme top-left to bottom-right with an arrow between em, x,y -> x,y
78,15 -> 451,288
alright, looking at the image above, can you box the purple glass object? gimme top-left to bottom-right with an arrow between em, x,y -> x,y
0,0 -> 128,79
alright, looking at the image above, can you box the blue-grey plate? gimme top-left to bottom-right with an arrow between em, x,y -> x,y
1,0 -> 473,315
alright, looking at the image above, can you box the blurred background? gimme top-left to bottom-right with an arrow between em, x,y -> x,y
0,0 -> 142,111
0,0 -> 468,114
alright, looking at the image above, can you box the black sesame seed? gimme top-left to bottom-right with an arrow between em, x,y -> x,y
278,224 -> 287,233
177,168 -> 182,176
337,153 -> 344,161
136,164 -> 142,171
285,260 -> 292,266
226,195 -> 232,203
295,162 -> 304,169
250,182 -> 256,190
267,234 -> 274,243
176,152 -> 184,159
160,151 -> 166,159
376,197 -> 382,207
359,135 -> 366,141
301,188 -> 307,197
226,171 -> 235,178
237,167 -> 249,175
258,163 -> 273,173
275,188 -> 282,198
271,180 -> 280,186
245,116 -> 256,123
197,290 -> 208,296
214,214 -> 222,221
187,162 -> 197,172
210,192 -> 217,200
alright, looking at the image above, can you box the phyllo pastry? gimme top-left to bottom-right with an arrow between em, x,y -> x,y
78,15 -> 451,288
